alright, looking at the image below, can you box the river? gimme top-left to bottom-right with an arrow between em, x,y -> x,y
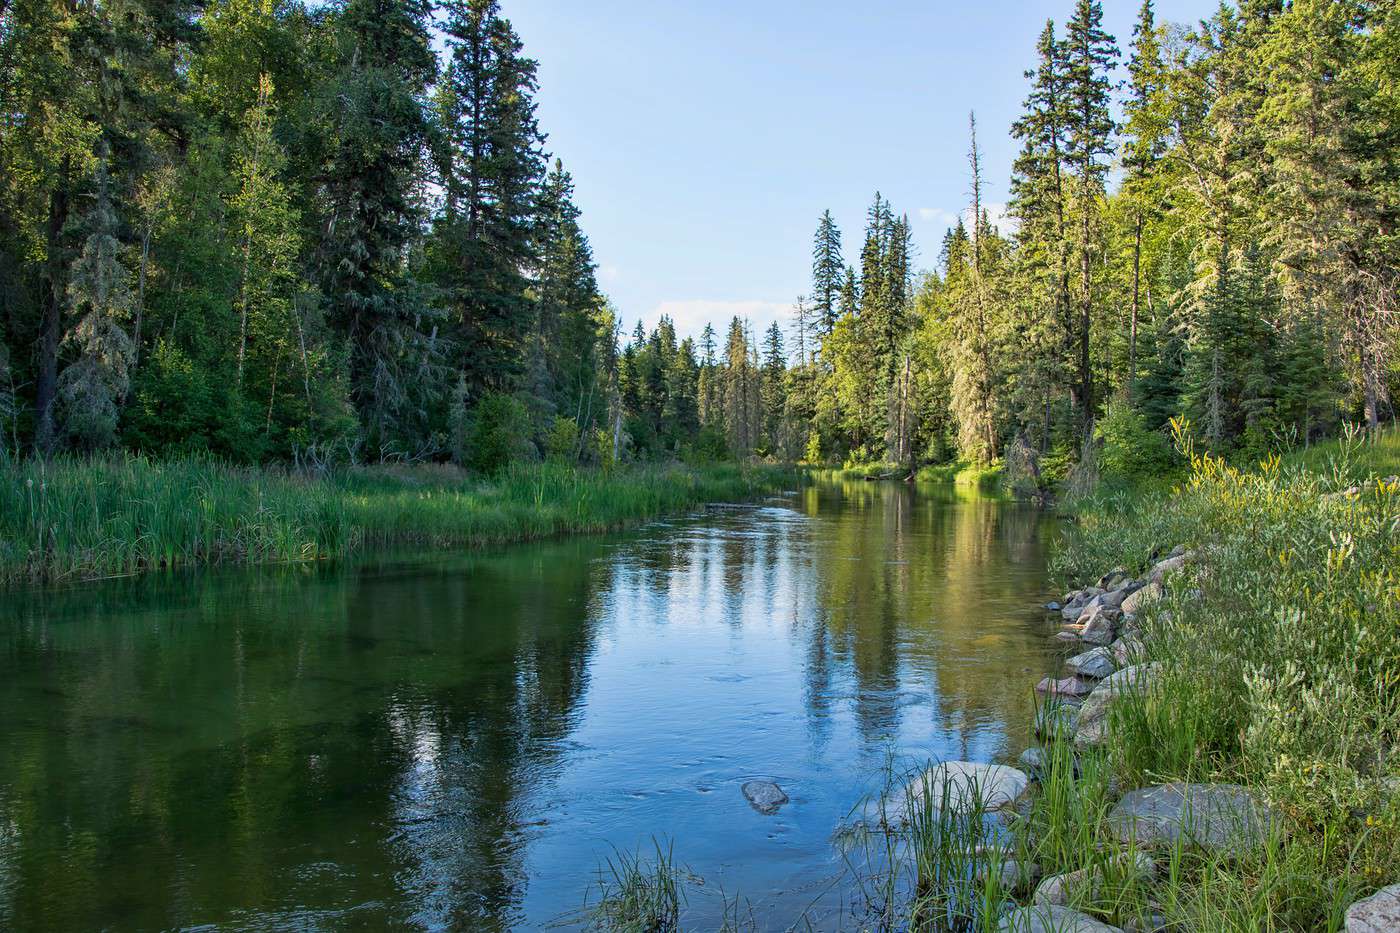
0,478 -> 1063,930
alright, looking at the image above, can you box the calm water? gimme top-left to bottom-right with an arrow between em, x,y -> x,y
0,479 -> 1063,931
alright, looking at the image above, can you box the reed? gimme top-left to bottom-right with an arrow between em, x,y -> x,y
0,455 -> 793,585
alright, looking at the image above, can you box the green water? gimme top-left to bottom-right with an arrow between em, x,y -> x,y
0,479 -> 1064,930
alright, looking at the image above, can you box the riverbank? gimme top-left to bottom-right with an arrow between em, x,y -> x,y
0,456 -> 794,585
987,429 -> 1400,931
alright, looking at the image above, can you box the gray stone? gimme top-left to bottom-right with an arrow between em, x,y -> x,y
741,780 -> 789,814
1121,582 -> 1162,616
1096,567 -> 1129,589
1074,664 -> 1162,748
1046,601 -> 1063,612
1032,869 -> 1084,907
1148,553 -> 1191,585
871,761 -> 1029,824
1037,675 -> 1098,698
1080,607 -> 1116,646
1037,704 -> 1081,742
1109,635 -> 1144,667
1019,747 -> 1046,778
1096,587 -> 1129,611
1053,631 -> 1082,643
998,905 -> 1124,932
982,858 -> 1043,896
1106,783 -> 1277,855
1346,883 -> 1400,932
1032,853 -> 1156,908
1066,646 -> 1116,680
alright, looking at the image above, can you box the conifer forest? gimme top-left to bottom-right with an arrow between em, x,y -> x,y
2,0 -> 1394,474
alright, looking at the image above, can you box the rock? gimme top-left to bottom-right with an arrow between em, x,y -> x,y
1019,747 -> 1046,779
1122,912 -> 1170,933
998,904 -> 1124,932
1121,582 -> 1162,616
1037,675 -> 1098,698
1074,664 -> 1162,748
1037,704 -> 1081,742
1032,852 -> 1156,908
1346,883 -> 1400,932
1095,588 -> 1130,611
982,858 -> 1043,895
1148,553 -> 1191,585
1106,783 -> 1277,855
741,780 -> 789,814
1045,601 -> 1063,612
1032,869 -> 1084,907
871,762 -> 1030,823
1066,646 -> 1116,680
1109,635 -> 1144,667
1080,607 -> 1116,646
1096,566 -> 1129,589
1053,631 -> 1082,643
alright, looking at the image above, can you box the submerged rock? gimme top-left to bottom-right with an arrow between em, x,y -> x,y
870,761 -> 1029,823
1074,664 -> 1161,748
1065,646 -> 1116,680
998,904 -> 1124,932
741,780 -> 789,815
1345,883 -> 1400,932
1106,782 -> 1277,855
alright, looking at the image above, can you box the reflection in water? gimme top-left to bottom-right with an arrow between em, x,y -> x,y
0,480 -> 1061,930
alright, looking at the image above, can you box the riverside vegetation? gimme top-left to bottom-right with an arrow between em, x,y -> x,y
0,457 -> 791,584
579,427 -> 1400,932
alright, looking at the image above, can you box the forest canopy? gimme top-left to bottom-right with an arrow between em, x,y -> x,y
1,0 -> 1396,475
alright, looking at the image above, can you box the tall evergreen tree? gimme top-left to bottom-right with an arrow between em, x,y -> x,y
811,210 -> 843,340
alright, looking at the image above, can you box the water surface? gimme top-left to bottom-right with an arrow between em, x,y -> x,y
0,479 -> 1063,930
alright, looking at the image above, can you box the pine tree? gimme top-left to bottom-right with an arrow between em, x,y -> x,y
434,0 -> 546,400
316,0 -> 436,449
811,210 -> 843,339
1062,0 -> 1119,436
57,158 -> 136,451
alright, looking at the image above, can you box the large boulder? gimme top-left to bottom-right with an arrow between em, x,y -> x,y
1346,883 -> 1400,932
870,761 -> 1029,824
1066,646 -> 1117,680
1074,664 -> 1162,748
998,904 -> 1124,932
1106,783 -> 1277,855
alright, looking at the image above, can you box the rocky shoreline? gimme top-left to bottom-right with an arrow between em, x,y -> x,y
855,546 -> 1398,932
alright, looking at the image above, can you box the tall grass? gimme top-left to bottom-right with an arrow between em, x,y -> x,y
0,455 -> 793,585
1039,424 -> 1400,929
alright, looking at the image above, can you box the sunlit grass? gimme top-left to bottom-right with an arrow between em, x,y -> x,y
0,456 -> 794,585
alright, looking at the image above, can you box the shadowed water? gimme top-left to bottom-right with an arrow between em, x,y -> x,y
0,479 -> 1063,930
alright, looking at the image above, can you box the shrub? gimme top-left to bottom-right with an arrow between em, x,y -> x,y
462,391 -> 535,475
544,415 -> 580,464
1095,398 -> 1175,482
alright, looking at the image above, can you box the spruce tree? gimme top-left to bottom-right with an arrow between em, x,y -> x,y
811,210 -> 843,339
1062,0 -> 1118,437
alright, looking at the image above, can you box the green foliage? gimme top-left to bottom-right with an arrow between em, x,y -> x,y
1048,429 -> 1400,925
0,455 -> 794,584
463,391 -> 534,475
1094,399 -> 1175,482
544,415 -> 580,464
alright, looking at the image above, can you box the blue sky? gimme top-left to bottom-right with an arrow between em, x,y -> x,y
505,0 -> 1222,346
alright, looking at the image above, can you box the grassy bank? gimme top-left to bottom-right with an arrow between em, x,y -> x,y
0,456 -> 794,585
1022,428 -> 1400,930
